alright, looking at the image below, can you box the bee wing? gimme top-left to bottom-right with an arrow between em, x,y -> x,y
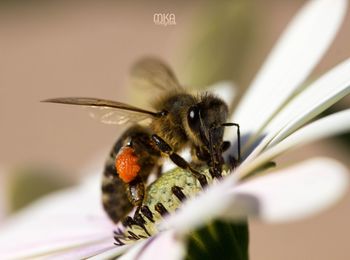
131,57 -> 184,92
87,106 -> 153,125
42,97 -> 158,125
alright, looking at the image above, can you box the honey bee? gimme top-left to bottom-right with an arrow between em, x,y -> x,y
42,58 -> 240,224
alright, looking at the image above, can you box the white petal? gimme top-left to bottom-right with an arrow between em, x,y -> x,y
0,174 -> 115,259
88,244 -> 133,260
44,241 -> 119,259
159,157 -> 348,233
268,58 -> 350,147
117,234 -> 186,260
239,109 -> 350,177
230,0 -> 347,145
233,158 -> 349,222
244,58 -> 350,160
138,231 -> 185,260
117,241 -> 147,260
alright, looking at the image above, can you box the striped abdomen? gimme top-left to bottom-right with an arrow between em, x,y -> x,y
101,125 -> 160,223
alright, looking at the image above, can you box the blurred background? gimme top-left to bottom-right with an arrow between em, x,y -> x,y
0,0 -> 349,259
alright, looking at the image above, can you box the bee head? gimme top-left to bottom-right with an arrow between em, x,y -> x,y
186,94 -> 229,151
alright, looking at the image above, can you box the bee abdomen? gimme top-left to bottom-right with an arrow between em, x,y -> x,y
102,157 -> 133,223
102,127 -> 134,223
101,125 -> 160,223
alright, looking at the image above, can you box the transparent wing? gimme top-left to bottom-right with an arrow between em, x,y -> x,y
131,57 -> 184,92
87,106 -> 152,125
42,97 -> 157,125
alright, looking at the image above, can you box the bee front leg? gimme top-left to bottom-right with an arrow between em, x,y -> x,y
151,134 -> 208,187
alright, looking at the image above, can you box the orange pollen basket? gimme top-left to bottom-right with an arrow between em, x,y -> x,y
115,147 -> 141,183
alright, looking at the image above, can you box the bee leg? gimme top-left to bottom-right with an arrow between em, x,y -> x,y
125,178 -> 155,236
156,165 -> 163,178
151,134 -> 208,187
126,177 -> 145,210
209,157 -> 223,179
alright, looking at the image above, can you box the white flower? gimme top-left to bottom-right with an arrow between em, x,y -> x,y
1,0 -> 350,259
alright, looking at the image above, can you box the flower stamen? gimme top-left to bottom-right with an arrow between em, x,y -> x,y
141,205 -> 155,223
113,236 -> 125,246
134,214 -> 151,236
127,231 -> 141,240
112,166 -> 232,245
172,185 -> 187,202
122,216 -> 136,229
155,202 -> 169,217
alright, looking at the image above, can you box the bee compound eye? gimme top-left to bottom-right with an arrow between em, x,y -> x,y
188,106 -> 198,120
189,109 -> 195,119
187,106 -> 200,131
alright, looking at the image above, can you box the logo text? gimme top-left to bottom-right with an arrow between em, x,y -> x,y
153,13 -> 176,26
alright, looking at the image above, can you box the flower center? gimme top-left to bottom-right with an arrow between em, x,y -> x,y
114,165 -> 231,245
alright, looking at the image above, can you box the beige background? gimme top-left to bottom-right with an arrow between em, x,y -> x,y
0,1 -> 350,259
